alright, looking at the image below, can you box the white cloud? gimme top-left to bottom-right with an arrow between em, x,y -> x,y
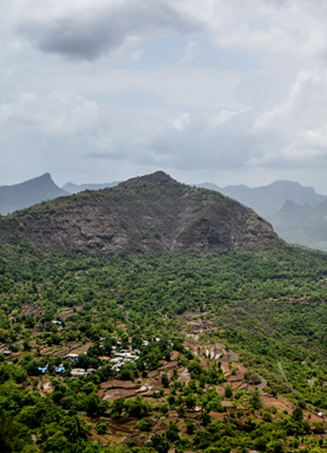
169,112 -> 190,130
0,92 -> 102,135
251,70 -> 327,167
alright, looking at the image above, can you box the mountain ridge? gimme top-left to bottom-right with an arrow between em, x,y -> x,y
63,181 -> 120,194
197,180 -> 326,218
0,171 -> 281,255
0,173 -> 68,215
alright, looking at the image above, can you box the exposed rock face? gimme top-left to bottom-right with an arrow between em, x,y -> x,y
0,171 -> 280,254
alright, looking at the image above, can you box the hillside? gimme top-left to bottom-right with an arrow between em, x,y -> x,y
2,241 -> 327,452
0,173 -> 68,215
198,180 -> 326,218
0,171 -> 280,255
270,199 -> 327,251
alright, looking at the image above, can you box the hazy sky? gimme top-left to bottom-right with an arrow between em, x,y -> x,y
2,0 -> 327,192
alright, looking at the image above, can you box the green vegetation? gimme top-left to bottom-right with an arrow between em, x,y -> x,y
2,240 -> 327,451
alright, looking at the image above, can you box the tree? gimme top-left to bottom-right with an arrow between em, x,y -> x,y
110,398 -> 125,419
224,384 -> 233,399
136,418 -> 152,432
0,413 -> 31,453
161,373 -> 169,388
250,390 -> 262,410
185,394 -> 196,410
292,407 -> 304,423
166,421 -> 179,442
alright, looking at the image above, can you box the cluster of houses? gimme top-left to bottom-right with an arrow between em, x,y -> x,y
58,344 -> 143,375
108,346 -> 140,371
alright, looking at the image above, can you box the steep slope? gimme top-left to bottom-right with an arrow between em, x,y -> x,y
198,180 -> 326,217
0,173 -> 68,215
0,171 -> 280,254
63,181 -> 120,194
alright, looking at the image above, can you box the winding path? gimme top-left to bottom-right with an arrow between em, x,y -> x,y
278,362 -> 288,382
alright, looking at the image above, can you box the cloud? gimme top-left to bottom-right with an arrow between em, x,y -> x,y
13,0 -> 197,60
129,110 -> 257,171
251,70 -> 327,167
176,0 -> 327,59
0,92 -> 102,135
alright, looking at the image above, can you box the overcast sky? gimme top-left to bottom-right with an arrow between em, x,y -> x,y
2,0 -> 327,192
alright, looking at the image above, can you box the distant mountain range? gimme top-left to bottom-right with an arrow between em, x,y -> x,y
63,181 -> 120,194
0,172 -> 279,255
0,173 -> 68,216
197,180 -> 326,218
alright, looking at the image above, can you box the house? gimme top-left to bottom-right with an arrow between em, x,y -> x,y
71,368 -> 85,377
65,353 -> 79,361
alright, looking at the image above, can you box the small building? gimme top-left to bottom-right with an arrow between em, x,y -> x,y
71,368 -> 85,377
65,353 -> 79,361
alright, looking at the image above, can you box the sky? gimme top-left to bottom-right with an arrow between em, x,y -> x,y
2,0 -> 327,193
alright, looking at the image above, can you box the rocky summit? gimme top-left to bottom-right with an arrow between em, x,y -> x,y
0,171 -> 280,254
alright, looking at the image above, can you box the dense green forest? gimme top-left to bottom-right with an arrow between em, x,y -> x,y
2,240 -> 327,452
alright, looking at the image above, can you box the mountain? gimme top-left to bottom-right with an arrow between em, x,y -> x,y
0,173 -> 68,215
197,180 -> 326,218
269,199 -> 327,251
62,181 -> 120,194
0,171 -> 280,255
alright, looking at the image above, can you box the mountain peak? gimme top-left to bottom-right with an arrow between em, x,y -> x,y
0,172 -> 280,254
0,173 -> 67,215
130,171 -> 176,184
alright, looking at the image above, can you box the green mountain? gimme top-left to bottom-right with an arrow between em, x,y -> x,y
0,171 -> 280,254
0,173 -> 68,215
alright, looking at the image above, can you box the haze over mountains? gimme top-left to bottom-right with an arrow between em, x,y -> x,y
0,171 -> 279,255
197,181 -> 326,218
63,181 -> 120,194
0,173 -> 68,216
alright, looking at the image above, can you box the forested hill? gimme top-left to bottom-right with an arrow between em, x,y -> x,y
0,171 -> 280,255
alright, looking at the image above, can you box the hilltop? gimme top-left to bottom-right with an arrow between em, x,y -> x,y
0,171 -> 280,254
0,173 -> 68,215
